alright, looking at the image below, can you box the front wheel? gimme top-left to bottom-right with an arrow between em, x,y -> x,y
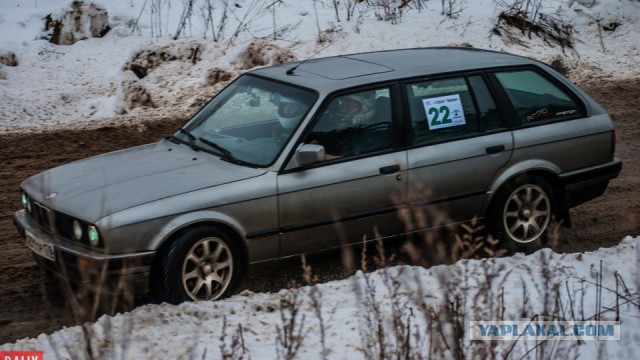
153,225 -> 242,304
489,176 -> 557,254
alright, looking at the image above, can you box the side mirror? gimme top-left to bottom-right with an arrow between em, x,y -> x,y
292,144 -> 325,167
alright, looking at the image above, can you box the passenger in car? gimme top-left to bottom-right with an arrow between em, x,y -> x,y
333,92 -> 377,129
312,90 -> 392,159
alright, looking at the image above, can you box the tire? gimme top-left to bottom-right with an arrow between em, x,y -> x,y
153,225 -> 242,304
489,175 -> 556,254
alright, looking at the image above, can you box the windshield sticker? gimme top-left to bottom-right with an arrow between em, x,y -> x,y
526,108 -> 554,121
556,109 -> 578,116
422,94 -> 466,130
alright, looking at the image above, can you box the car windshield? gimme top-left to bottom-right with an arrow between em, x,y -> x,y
174,75 -> 317,166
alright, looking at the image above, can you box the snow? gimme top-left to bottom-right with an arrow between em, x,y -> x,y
1,0 -> 639,133
0,0 -> 639,358
1,237 -> 639,358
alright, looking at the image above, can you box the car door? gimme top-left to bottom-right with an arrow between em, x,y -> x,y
404,74 -> 514,229
277,86 -> 408,259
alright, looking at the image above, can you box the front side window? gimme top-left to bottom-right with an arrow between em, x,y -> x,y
174,75 -> 317,166
495,69 -> 583,123
408,76 -> 501,145
303,87 -> 393,160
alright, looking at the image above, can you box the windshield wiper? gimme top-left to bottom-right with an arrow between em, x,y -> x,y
179,128 -> 197,146
173,128 -> 204,151
198,137 -> 249,166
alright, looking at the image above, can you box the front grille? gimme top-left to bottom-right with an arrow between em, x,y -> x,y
22,190 -> 102,249
30,201 -> 74,240
32,201 -> 52,230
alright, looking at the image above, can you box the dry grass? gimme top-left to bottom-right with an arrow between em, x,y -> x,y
27,208 -> 639,359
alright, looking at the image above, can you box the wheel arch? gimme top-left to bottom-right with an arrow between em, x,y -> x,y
150,216 -> 250,281
483,163 -> 570,226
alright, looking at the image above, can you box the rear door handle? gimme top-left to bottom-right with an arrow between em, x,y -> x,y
486,145 -> 505,154
379,164 -> 401,175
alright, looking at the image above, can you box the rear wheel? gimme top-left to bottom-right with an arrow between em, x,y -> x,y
489,176 -> 556,254
153,225 -> 242,304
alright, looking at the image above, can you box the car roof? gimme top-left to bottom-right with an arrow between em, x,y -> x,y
249,47 -> 543,93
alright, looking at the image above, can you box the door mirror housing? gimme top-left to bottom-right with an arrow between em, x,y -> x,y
290,144 -> 325,168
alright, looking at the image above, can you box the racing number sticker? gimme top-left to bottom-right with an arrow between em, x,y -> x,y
422,94 -> 466,130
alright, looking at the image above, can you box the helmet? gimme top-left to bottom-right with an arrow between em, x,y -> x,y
336,91 -> 375,126
275,95 -> 306,129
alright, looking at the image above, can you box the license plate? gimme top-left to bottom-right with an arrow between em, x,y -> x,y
25,231 -> 56,262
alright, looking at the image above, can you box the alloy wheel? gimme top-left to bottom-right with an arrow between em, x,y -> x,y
502,183 -> 551,244
181,237 -> 233,300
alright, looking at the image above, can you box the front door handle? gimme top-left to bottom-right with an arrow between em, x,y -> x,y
379,164 -> 401,175
486,145 -> 505,154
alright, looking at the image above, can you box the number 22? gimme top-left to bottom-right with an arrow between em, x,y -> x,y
429,106 -> 451,126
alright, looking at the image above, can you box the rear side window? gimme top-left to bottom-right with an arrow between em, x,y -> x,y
495,70 -> 584,123
406,75 -> 503,145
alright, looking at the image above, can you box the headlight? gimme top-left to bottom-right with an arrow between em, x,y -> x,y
21,192 -> 32,213
72,220 -> 83,240
88,225 -> 100,246
70,219 -> 101,247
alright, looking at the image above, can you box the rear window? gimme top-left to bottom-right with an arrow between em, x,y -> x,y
495,70 -> 584,123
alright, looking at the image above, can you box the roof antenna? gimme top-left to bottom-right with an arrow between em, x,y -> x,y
286,40 -> 337,75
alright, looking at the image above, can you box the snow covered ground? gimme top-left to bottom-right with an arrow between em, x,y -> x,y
1,237 -> 639,358
1,0 -> 639,358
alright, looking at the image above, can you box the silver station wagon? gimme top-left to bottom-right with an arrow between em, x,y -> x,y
14,47 -> 621,303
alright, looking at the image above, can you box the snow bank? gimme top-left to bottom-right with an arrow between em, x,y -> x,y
2,236 -> 638,359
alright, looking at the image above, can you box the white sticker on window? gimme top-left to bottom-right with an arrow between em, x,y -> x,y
422,94 -> 466,130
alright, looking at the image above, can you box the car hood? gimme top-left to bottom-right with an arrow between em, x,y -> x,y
21,139 -> 267,223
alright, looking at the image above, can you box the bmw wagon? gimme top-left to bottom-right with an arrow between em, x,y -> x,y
14,47 -> 622,303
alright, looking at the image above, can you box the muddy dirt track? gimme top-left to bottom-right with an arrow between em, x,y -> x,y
1,80 -> 639,344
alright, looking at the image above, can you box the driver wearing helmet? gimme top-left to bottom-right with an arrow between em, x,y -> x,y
276,95 -> 307,129
270,94 -> 307,143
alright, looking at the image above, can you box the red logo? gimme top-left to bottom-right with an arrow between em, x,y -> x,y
0,351 -> 44,360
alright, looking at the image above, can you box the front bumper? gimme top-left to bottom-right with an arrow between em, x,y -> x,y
13,209 -> 155,285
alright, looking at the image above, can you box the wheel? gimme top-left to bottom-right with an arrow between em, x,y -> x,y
153,225 -> 242,304
489,176 -> 556,254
